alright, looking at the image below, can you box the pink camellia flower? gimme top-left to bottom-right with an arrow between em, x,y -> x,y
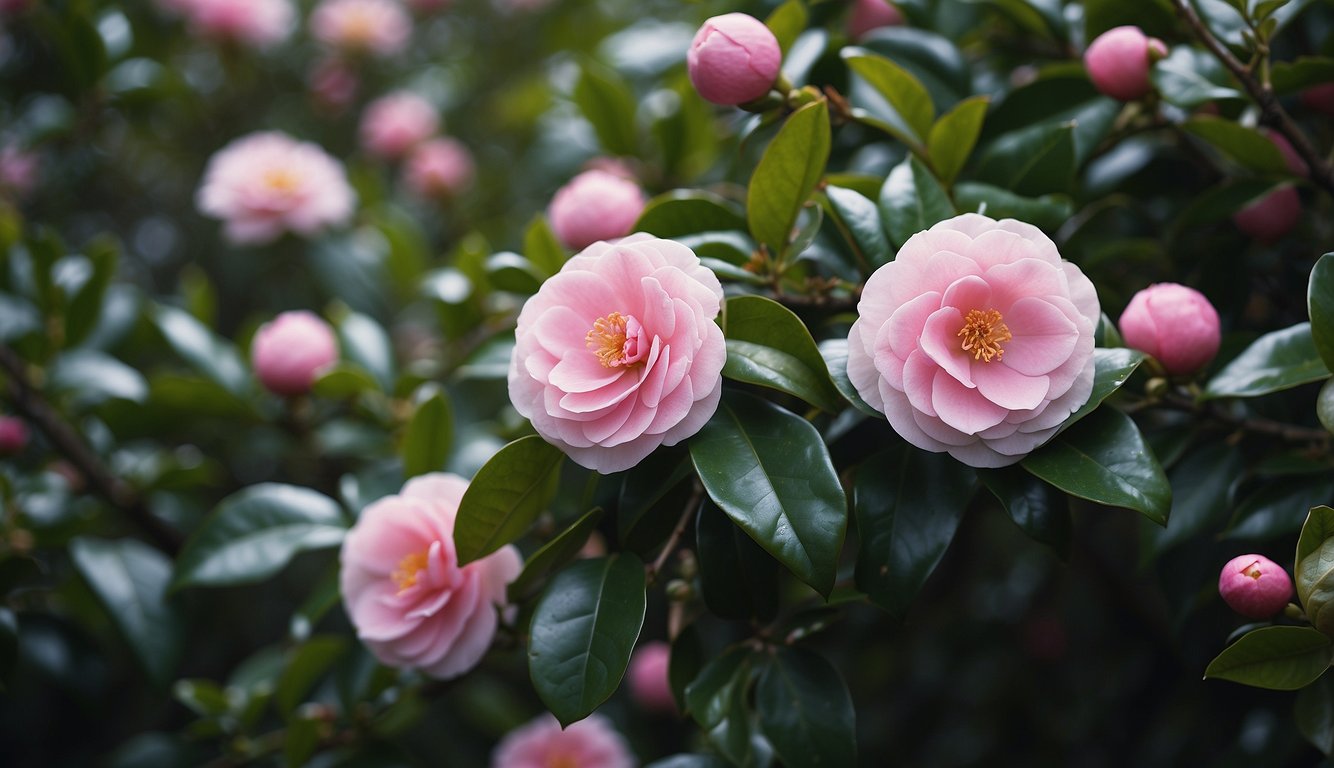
0,142 -> 38,200
340,473 -> 522,679
628,641 -> 675,713
1219,554 -> 1292,619
1118,283 -> 1220,377
310,0 -> 411,57
687,13 -> 783,106
847,213 -> 1099,468
0,416 -> 29,456
847,0 -> 904,41
196,131 -> 356,245
360,91 -> 439,160
183,0 -> 294,47
1084,25 -> 1168,101
547,170 -> 647,251
1266,129 -> 1308,177
250,310 -> 339,396
1233,184 -> 1301,242
404,137 -> 474,199
491,713 -> 635,768
508,234 -> 726,474
1302,83 -> 1334,117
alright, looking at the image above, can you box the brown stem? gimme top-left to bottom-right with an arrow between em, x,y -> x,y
647,483 -> 703,583
1171,0 -> 1334,198
1160,392 -> 1331,445
0,345 -> 183,554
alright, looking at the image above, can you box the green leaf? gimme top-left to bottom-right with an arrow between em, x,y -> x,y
685,646 -> 751,730
48,350 -> 148,406
64,236 -> 118,348
400,385 -> 453,479
573,61 -> 638,157
1144,443 -> 1246,557
172,484 -> 347,589
979,465 -> 1070,559
523,215 -> 566,278
275,635 -> 347,718
669,623 -> 703,714
617,446 -> 694,555
878,155 -> 955,250
1183,116 -> 1291,175
824,186 -> 892,268
1297,673 -> 1334,756
0,293 -> 40,343
455,436 -> 564,565
1061,348 -> 1146,430
312,364 -> 380,399
689,391 -> 848,596
818,338 -> 882,418
0,607 -> 15,691
927,95 -> 989,186
854,442 -> 976,617
1152,46 -> 1244,108
1272,56 -> 1334,94
953,182 -> 1073,233
974,122 -> 1076,197
722,295 -> 844,412
647,756 -> 732,768
337,311 -> 395,391
1203,323 -> 1330,400
1022,407 -> 1171,525
842,48 -> 935,145
528,554 -> 646,726
1205,626 -> 1332,690
635,191 -> 747,238
748,100 -> 831,259
70,537 -> 182,685
1309,254 -> 1334,374
757,647 -> 856,767
696,498 -> 779,622
507,507 -> 605,602
1297,506 -> 1334,636
153,304 -> 251,398
765,0 -> 807,54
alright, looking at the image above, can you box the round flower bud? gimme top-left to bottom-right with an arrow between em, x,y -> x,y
404,138 -> 474,199
1302,83 -> 1334,117
1117,283 -> 1221,377
0,416 -> 29,455
251,310 -> 339,396
628,641 -> 675,713
359,91 -> 439,160
1219,554 -> 1292,619
847,0 -> 904,41
1084,25 -> 1168,101
1232,184 -> 1301,243
687,13 -> 783,106
547,169 -> 647,251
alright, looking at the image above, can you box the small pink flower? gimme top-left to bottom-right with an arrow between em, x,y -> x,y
1219,554 -> 1292,619
627,641 -> 675,713
360,91 -> 439,160
0,416 -> 29,456
1084,25 -> 1167,102
251,311 -> 339,396
490,713 -> 636,768
847,213 -> 1100,468
183,0 -> 294,47
547,170 -> 647,251
1232,184 -> 1301,242
1118,283 -> 1220,377
196,131 -> 356,245
310,0 -> 411,57
847,0 -> 904,41
341,473 -> 522,679
307,57 -> 360,113
404,137 -> 474,199
1302,83 -> 1334,117
508,234 -> 726,474
687,13 -> 783,106
0,142 -> 38,200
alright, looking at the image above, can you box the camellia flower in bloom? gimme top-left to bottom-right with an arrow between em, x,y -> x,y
310,0 -> 411,58
182,0 -> 295,48
508,234 -> 726,474
1118,283 -> 1220,377
490,713 -> 636,768
196,131 -> 356,245
547,169 -> 647,251
1218,554 -> 1292,619
1083,25 -> 1168,101
250,310 -> 340,396
687,12 -> 783,106
340,473 -> 522,679
404,137 -> 475,199
847,213 -> 1099,468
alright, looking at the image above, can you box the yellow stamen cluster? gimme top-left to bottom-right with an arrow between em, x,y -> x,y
262,167 -> 301,194
392,550 -> 429,592
1242,560 -> 1263,579
586,312 -> 629,368
957,308 -> 1013,363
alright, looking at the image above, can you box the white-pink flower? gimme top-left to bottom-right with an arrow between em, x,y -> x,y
404,137 -> 475,199
847,213 -> 1099,468
508,234 -> 726,474
340,473 -> 522,680
310,0 -> 411,57
182,0 -> 295,47
360,91 -> 439,160
490,713 -> 636,768
547,169 -> 647,251
196,131 -> 356,245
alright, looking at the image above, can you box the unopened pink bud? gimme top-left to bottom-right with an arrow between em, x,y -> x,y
547,169 -> 646,251
847,0 -> 903,41
1264,129 -> 1308,177
360,91 -> 439,160
627,641 -> 675,713
687,13 -> 782,106
1084,26 -> 1167,102
1118,283 -> 1220,377
1232,184 -> 1301,243
251,311 -> 339,396
0,416 -> 28,455
1302,83 -> 1334,117
1219,554 -> 1292,619
404,138 -> 474,199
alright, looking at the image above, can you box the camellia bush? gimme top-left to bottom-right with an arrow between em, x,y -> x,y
4,0 -> 1334,764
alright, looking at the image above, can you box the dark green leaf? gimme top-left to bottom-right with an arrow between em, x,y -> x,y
1145,443 -> 1245,556
927,95 -> 989,186
748,100 -> 831,259
617,446 -> 693,555
824,185 -> 892,268
842,48 -> 934,145
818,338 -> 882,418
573,61 -> 639,156
48,350 -> 148,405
1297,506 -> 1334,636
153,304 -> 251,398
635,191 -> 747,238
722,295 -> 844,412
1227,476 -> 1334,540
276,636 -> 348,717
697,498 -> 779,622
1152,46 -> 1244,108
765,0 -> 807,54
1203,323 -> 1329,400
400,385 -> 453,478
455,436 -> 564,565
669,624 -> 703,715
647,756 -> 732,768
878,155 -> 955,249
507,507 -> 605,602
953,182 -> 1073,233
1205,626 -> 1332,690
974,122 -> 1076,197
0,607 -> 15,691
523,215 -> 566,279
528,554 -> 646,726
979,465 -> 1070,559
1183,116 -> 1291,175
1309,254 -> 1334,374
858,27 -> 971,108
486,252 -> 544,295
1061,348 -> 1146,430
1297,673 -> 1334,756
756,648 -> 857,768
685,646 -> 751,730
337,311 -> 395,391
1272,57 -> 1334,94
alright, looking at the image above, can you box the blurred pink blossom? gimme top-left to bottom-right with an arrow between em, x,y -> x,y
183,0 -> 295,47
308,57 -> 360,112
490,713 -> 636,768
627,641 -> 675,713
250,311 -> 340,396
0,416 -> 28,456
547,169 -> 647,251
360,91 -> 439,160
404,137 -> 475,199
847,0 -> 904,41
687,13 -> 782,106
1118,283 -> 1220,377
0,142 -> 38,200
310,0 -> 411,57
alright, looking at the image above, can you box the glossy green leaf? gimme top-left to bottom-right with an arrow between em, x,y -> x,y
400,385 -> 453,479
1022,407 -> 1171,525
523,215 -> 566,278
858,27 -> 971,108
1152,46 -> 1244,108
455,436 -> 564,565
818,338 -> 882,418
312,364 -> 380,399
0,294 -> 40,343
953,182 -> 1073,233
337,311 -> 395,391
979,465 -> 1070,559
1145,443 -> 1245,556
824,185 -> 892,268
1272,56 -> 1334,94
276,635 -> 347,717
172,484 -> 347,589
843,48 -> 934,144
756,647 -> 857,768
855,442 -> 976,617
747,100 -> 831,259
528,554 -> 646,726
1183,116 -> 1291,174
878,155 -> 955,249
1297,506 -> 1334,636
974,122 -> 1076,197
765,0 -> 807,54
685,646 -> 751,730
616,446 -> 693,555
1203,323 -> 1330,400
646,756 -> 732,768
1308,254 -> 1334,374
507,507 -> 605,602
697,498 -> 779,622
48,350 -> 148,406
153,304 -> 251,398
1061,348 -> 1146,430
70,537 -> 182,685
1205,626 -> 1332,690
1227,476 -> 1334,541
1297,673 -> 1334,755
722,295 -> 844,412
573,61 -> 638,156
635,191 -> 747,238
689,391 -> 848,596
927,95 -> 989,186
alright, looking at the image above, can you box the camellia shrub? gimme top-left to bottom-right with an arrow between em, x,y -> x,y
3,0 -> 1334,765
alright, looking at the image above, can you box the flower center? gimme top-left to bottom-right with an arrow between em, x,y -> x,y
341,10 -> 377,46
546,754 -> 580,768
1242,560 -> 1263,579
585,312 -> 642,368
392,550 -> 429,592
957,308 -> 1013,363
262,167 -> 301,194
